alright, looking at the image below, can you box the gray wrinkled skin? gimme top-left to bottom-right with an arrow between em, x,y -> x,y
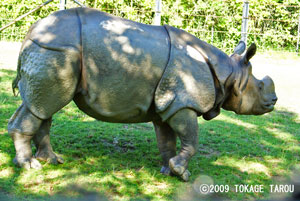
8,8 -> 277,181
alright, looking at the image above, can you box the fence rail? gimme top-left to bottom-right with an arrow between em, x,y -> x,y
0,0 -> 299,54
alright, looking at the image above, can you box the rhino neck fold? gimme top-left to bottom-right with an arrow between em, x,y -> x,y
220,62 -> 245,114
200,48 -> 235,120
223,65 -> 237,99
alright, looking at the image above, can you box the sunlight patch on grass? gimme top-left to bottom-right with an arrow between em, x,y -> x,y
44,169 -> 67,179
88,169 -> 172,199
218,114 -> 257,129
214,157 -> 271,177
17,169 -> 79,188
82,116 -> 95,122
113,170 -> 135,180
260,140 -> 285,151
0,152 -> 11,164
0,167 -> 13,178
264,157 -> 283,165
286,144 -> 300,152
17,170 -> 43,185
267,128 -> 298,143
142,181 -> 170,195
0,71 -> 7,78
14,168 -> 97,196
0,130 -> 6,135
0,103 -> 12,110
98,173 -> 121,183
153,182 -> 169,190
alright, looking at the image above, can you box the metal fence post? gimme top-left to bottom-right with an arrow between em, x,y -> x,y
241,0 -> 249,45
60,0 -> 66,10
154,0 -> 162,25
73,0 -> 87,7
297,10 -> 300,54
211,27 -> 214,44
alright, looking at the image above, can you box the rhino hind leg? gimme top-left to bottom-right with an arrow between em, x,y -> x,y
166,109 -> 199,181
8,103 -> 43,169
17,40 -> 80,120
153,120 -> 177,176
33,118 -> 64,165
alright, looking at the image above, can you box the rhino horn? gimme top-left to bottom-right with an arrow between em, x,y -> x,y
243,43 -> 257,64
233,41 -> 246,55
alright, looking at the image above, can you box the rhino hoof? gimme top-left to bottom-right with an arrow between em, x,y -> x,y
169,158 -> 185,175
13,157 -> 42,170
35,151 -> 64,165
181,169 -> 191,182
172,165 -> 185,175
169,157 -> 190,181
46,155 -> 64,165
170,165 -> 191,182
160,166 -> 172,175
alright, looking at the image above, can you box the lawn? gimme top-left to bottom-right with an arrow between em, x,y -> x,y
0,67 -> 300,200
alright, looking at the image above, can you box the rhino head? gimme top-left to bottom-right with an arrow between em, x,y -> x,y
223,42 -> 277,115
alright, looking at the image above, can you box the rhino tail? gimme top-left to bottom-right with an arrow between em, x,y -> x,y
12,55 -> 21,96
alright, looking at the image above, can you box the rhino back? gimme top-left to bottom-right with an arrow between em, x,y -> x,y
28,8 -> 81,51
75,8 -> 170,123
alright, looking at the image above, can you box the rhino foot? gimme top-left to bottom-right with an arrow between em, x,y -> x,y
169,156 -> 191,182
13,157 -> 42,170
160,166 -> 172,175
35,150 -> 64,165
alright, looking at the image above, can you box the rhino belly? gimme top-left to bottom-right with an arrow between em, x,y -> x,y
74,8 -> 170,123
73,93 -> 159,123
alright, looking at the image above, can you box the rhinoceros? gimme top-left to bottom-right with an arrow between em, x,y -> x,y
8,7 -> 277,181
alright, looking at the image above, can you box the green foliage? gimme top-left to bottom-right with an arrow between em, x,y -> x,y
160,0 -> 300,52
0,0 -> 58,40
0,0 -> 299,51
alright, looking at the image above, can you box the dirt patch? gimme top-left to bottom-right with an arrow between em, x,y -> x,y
0,42 -> 21,70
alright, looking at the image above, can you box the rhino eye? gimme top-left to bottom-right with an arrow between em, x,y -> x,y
258,81 -> 264,90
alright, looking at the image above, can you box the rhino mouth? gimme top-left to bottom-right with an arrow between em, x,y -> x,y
264,103 -> 274,110
262,99 -> 277,111
262,96 -> 277,112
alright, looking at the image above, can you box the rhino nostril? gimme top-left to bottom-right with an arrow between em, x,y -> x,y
272,97 -> 278,103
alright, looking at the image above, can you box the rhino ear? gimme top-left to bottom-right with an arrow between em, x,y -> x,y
233,41 -> 246,55
244,43 -> 256,64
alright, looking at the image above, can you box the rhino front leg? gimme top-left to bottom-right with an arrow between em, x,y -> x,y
153,120 -> 177,176
166,109 -> 198,181
8,103 -> 43,169
33,118 -> 64,165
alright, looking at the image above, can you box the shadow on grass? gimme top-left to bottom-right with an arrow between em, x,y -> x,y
1,69 -> 300,200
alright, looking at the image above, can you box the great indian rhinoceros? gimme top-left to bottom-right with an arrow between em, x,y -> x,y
8,7 -> 277,181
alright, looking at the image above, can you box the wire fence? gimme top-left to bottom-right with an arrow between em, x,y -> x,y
0,0 -> 299,54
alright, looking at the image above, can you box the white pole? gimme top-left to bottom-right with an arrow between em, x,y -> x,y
241,0 -> 249,45
60,0 -> 66,10
211,26 -> 214,44
154,0 -> 162,25
297,10 -> 300,53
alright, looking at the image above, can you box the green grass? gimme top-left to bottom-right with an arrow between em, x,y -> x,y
0,69 -> 300,200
